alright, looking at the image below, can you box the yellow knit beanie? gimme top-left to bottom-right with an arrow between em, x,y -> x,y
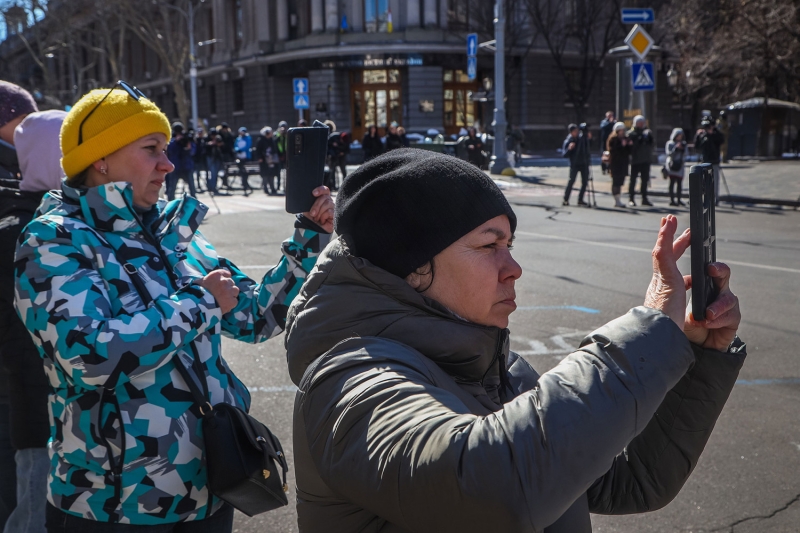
60,88 -> 172,179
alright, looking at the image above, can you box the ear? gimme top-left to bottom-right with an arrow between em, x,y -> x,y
405,271 -> 422,290
90,158 -> 106,172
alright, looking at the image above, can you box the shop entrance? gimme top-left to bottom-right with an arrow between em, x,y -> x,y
351,69 -> 402,141
443,69 -> 481,136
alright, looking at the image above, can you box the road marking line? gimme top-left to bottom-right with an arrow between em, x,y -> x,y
247,385 -> 298,393
516,231 -> 800,274
517,305 -> 600,314
735,378 -> 800,386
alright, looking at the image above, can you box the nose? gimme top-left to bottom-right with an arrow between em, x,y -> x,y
158,152 -> 175,173
500,250 -> 522,283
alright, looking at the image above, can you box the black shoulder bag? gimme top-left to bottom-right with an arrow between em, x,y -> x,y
120,250 -> 290,517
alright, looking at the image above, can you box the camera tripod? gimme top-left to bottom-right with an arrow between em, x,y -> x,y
586,163 -> 597,207
717,166 -> 734,209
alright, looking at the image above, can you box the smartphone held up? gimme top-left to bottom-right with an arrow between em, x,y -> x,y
285,122 -> 328,214
689,163 -> 718,321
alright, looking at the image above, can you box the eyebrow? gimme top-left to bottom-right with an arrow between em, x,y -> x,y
482,228 -> 515,243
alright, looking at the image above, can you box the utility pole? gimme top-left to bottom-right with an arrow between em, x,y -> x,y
188,0 -> 199,131
489,0 -> 510,174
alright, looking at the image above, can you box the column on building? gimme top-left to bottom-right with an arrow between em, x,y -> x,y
406,0 -> 421,28
252,0 -> 270,42
276,0 -> 289,40
311,0 -> 324,32
324,0 -> 338,32
211,0 -> 229,62
423,0 -> 438,27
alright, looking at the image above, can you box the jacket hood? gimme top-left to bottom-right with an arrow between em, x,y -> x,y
14,110 -> 67,193
285,236 -> 510,405
670,128 -> 684,142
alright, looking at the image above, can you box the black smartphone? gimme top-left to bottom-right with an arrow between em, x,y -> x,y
285,124 -> 327,214
689,163 -> 717,321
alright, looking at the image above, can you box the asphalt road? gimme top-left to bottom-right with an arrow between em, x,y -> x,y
193,167 -> 800,533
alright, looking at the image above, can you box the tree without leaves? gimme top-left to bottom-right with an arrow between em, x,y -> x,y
525,0 -> 626,122
114,0 -> 193,125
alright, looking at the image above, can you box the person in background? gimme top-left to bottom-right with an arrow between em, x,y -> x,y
275,120 -> 289,190
1,109 -> 67,533
217,122 -> 234,163
298,118 -> 308,127
599,111 -> 615,174
627,115 -> 654,207
0,81 -> 39,532
665,128 -> 688,206
205,131 -> 224,194
362,125 -> 383,162
396,126 -> 409,148
508,123 -> 525,165
464,126 -> 485,168
257,126 -> 280,195
191,128 -> 207,193
234,126 -> 253,196
385,124 -> 403,152
694,117 -> 725,205
562,123 -> 591,207
14,85 -> 334,532
606,122 -> 631,208
165,124 -> 196,200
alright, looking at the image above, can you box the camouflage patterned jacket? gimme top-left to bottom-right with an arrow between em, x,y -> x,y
14,180 -> 329,524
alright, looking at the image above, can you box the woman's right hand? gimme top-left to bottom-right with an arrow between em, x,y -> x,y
197,269 -> 240,314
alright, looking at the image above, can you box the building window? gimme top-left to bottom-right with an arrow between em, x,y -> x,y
232,79 -> 244,111
364,0 -> 389,33
563,68 -> 581,104
209,85 -> 217,115
447,0 -> 469,30
351,69 -> 402,141
443,69 -> 478,135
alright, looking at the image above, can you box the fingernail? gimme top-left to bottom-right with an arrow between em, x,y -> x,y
311,210 -> 317,216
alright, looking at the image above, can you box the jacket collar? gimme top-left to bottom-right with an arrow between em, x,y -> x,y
45,180 -> 208,237
286,237 -> 511,410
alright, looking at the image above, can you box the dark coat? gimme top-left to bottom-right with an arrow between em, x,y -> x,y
362,133 -> 384,161
464,135 -> 485,165
694,129 -> 725,165
563,133 -> 590,167
286,238 -> 746,533
627,127 -> 654,166
607,135 -> 631,179
0,184 -> 50,450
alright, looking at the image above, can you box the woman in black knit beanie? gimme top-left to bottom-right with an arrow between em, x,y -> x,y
285,148 -> 744,533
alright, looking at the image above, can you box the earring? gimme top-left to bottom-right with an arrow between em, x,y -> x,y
100,167 -> 108,175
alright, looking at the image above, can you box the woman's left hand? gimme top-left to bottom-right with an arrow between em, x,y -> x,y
683,262 -> 741,351
303,186 -> 335,233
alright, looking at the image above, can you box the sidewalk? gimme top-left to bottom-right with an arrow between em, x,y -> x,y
504,160 -> 800,208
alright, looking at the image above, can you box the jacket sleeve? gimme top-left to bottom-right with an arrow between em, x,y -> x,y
587,339 -> 746,514
197,220 -> 331,343
300,308 -> 695,532
14,219 -> 222,390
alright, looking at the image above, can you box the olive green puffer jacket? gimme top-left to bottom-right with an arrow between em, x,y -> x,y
286,237 -> 746,533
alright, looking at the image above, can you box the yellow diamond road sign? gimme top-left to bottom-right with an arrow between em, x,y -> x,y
624,24 -> 654,60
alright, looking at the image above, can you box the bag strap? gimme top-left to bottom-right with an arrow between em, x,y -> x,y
171,354 -> 214,415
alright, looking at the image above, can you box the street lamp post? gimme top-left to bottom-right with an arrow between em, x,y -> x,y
489,0 -> 510,175
188,0 -> 199,131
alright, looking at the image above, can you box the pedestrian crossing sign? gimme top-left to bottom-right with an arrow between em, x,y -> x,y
293,94 -> 309,109
631,62 -> 655,91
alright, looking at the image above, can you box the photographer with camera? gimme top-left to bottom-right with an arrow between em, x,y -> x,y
627,115 -> 654,207
562,123 -> 592,207
694,117 -> 725,205
165,123 -> 196,200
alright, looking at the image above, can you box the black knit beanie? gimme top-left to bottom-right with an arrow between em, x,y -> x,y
335,148 -> 517,278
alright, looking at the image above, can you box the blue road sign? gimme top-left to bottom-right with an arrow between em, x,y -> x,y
631,62 -> 655,91
292,78 -> 309,94
467,56 -> 477,81
293,94 -> 310,109
621,8 -> 655,24
467,33 -> 478,57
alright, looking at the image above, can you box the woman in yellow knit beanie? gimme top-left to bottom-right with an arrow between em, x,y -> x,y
15,83 -> 334,531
